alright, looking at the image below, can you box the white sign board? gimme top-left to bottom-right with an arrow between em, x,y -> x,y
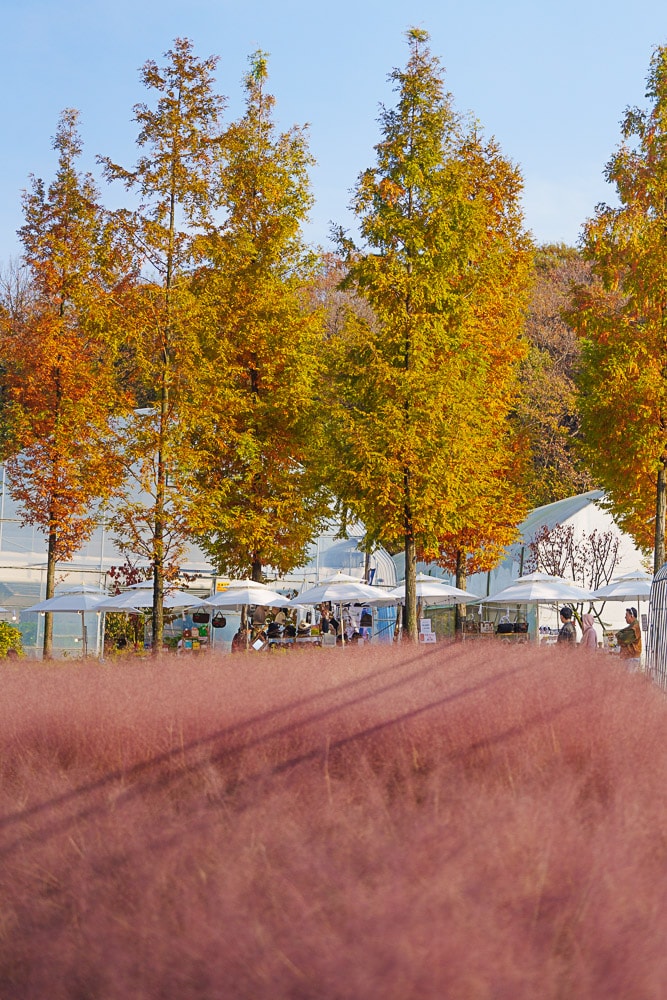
420,618 -> 432,634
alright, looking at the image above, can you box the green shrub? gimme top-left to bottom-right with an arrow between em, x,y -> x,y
0,620 -> 23,657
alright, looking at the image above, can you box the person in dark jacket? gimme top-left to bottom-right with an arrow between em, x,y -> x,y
557,606 -> 577,643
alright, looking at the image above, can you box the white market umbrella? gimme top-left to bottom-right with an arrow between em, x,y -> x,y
94,591 -> 144,613
316,572 -> 363,584
24,592 -> 109,655
200,579 -> 279,593
25,593 -> 108,613
59,584 -> 109,595
203,586 -> 292,652
207,581 -> 290,622
388,579 -> 482,604
415,572 -> 456,584
286,580 -> 395,647
480,572 -> 595,642
107,582 -> 205,614
96,588 -> 208,655
98,589 -> 206,611
286,580 -> 395,607
481,571 -> 595,605
591,570 -> 653,602
204,586 -> 291,609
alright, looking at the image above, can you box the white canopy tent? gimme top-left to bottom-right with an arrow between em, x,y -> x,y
201,586 -> 292,651
388,575 -> 482,605
591,570 -> 653,603
204,586 -> 291,609
481,572 -> 596,606
97,588 -> 207,612
285,579 -> 395,646
95,586 -> 208,656
24,588 -> 109,655
479,572 -> 596,641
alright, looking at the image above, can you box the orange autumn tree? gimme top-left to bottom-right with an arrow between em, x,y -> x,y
99,39 -> 226,650
324,30 -> 532,640
427,131 -> 532,611
184,52 -> 329,581
0,110 -> 131,656
514,244 -> 594,507
569,46 -> 667,571
431,466 -> 526,586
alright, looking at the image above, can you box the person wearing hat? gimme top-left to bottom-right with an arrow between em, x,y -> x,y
557,606 -> 577,644
615,607 -> 642,670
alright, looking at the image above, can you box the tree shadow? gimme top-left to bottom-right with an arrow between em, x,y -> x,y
0,645 -> 536,859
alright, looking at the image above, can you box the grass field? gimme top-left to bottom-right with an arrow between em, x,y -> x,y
0,641 -> 665,999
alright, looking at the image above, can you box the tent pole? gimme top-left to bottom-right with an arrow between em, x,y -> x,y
80,612 -> 87,657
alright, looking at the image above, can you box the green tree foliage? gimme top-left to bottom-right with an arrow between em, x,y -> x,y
99,38 -> 226,648
324,29 -> 532,638
569,47 -> 667,569
184,52 -> 329,581
514,244 -> 595,507
0,110 -> 130,657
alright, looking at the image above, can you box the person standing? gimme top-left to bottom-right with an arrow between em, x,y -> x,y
616,607 -> 642,671
251,604 -> 268,628
580,613 -> 599,651
557,606 -> 577,644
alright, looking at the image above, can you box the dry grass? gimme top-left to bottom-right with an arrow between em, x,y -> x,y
0,641 -> 665,998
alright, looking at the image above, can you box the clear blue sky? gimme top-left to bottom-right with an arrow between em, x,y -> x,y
1,0 -> 666,264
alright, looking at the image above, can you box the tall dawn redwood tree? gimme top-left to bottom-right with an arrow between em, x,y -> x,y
0,109 -> 131,657
184,52 -> 329,581
326,28 -> 532,640
99,38 -> 226,651
570,46 -> 667,572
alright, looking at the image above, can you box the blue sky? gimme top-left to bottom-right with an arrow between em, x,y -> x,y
1,0 -> 666,264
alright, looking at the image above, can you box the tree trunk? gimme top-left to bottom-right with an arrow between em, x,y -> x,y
152,548 -> 164,654
454,549 -> 467,636
42,526 -> 57,658
393,602 -> 402,641
655,456 -> 667,573
251,557 -> 262,583
404,531 -> 417,642
152,382 -> 168,654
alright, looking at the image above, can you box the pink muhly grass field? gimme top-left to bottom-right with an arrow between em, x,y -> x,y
1,641 -> 666,998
